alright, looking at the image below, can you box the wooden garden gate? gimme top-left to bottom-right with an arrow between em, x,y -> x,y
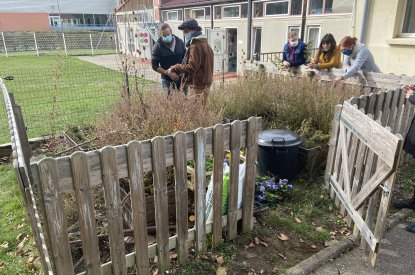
325,100 -> 404,266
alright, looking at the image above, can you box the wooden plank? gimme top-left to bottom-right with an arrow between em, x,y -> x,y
242,117 -> 259,233
100,147 -> 127,275
339,124 -> 352,201
369,136 -> 404,266
374,91 -> 385,121
37,158 -> 74,275
194,128 -> 207,254
77,209 -> 245,275
228,120 -> 241,241
30,121 -> 250,195
212,124 -> 224,247
126,141 -> 149,275
351,162 -> 391,209
331,130 -> 343,204
151,137 -> 170,271
381,90 -> 393,126
70,152 -> 102,275
172,132 -> 189,263
387,88 -> 401,129
365,93 -> 378,116
340,101 -> 401,167
325,105 -> 342,191
12,104 -> 32,182
393,89 -> 406,133
326,175 -> 379,252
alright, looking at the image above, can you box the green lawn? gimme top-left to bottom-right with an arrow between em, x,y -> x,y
0,164 -> 42,274
0,55 -> 152,143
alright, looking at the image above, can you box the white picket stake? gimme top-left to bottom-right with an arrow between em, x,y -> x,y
62,33 -> 67,56
33,32 -> 39,56
89,33 -> 94,55
1,32 -> 8,57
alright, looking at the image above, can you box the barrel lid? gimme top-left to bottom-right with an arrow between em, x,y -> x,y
258,129 -> 303,147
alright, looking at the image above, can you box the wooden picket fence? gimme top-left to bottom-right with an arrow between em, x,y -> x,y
325,87 -> 414,266
2,75 -> 262,275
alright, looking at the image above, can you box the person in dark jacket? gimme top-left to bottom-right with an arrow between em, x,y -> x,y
282,31 -> 307,68
393,84 -> 415,233
167,18 -> 214,106
151,23 -> 186,95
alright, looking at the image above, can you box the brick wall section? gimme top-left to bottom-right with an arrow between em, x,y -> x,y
0,13 -> 50,32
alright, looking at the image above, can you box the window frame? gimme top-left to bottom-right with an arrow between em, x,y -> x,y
307,0 -> 353,15
306,25 -> 321,49
222,5 -> 241,18
400,0 -> 415,38
287,25 -> 302,39
162,10 -> 180,21
184,7 -> 208,20
265,0 -> 290,16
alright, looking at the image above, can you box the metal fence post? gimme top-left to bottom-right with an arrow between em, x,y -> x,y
62,33 -> 67,56
114,33 -> 118,54
89,33 -> 94,55
33,32 -> 39,56
1,32 -> 8,57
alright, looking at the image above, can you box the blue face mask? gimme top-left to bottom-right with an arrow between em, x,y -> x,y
162,34 -> 173,44
185,33 -> 192,43
342,49 -> 353,56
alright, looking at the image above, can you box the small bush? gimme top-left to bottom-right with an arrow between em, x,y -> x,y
95,91 -> 222,146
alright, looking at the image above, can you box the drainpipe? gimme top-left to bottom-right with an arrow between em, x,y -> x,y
211,4 -> 214,29
246,0 -> 252,60
360,0 -> 370,43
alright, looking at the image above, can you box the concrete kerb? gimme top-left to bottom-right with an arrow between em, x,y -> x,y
286,208 -> 414,275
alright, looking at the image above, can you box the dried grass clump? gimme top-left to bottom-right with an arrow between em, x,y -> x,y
210,73 -> 363,146
95,91 -> 222,146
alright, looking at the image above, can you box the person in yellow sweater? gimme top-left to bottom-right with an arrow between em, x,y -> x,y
307,33 -> 342,70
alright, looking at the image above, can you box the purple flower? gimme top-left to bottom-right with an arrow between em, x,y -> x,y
287,184 -> 293,190
257,195 -> 264,201
279,179 -> 288,185
260,185 -> 265,193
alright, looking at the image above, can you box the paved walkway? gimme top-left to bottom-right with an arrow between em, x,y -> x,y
312,216 -> 415,274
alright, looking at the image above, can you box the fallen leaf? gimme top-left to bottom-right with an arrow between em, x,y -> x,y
16,223 -> 24,230
278,253 -> 287,260
254,237 -> 260,245
312,222 -> 317,226
294,217 -> 302,223
316,227 -> 325,233
170,253 -> 177,260
248,269 -> 255,275
272,267 -> 278,273
153,256 -> 158,264
124,236 -> 134,244
189,215 -> 195,222
6,212 -> 11,217
216,267 -> 227,275
310,244 -> 317,249
244,242 -> 255,249
0,261 -> 4,268
320,195 -> 324,199
260,269 -> 264,274
216,256 -> 224,264
329,206 -> 333,211
152,268 -> 159,275
245,252 -> 256,259
1,241 -> 9,249
16,235 -> 30,250
290,211 -> 294,216
199,254 -> 210,260
329,231 -> 337,236
278,233 -> 289,241
299,239 -> 305,243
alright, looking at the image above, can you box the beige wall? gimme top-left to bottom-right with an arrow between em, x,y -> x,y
353,0 -> 415,75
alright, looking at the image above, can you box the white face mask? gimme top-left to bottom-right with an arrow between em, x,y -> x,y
290,40 -> 298,47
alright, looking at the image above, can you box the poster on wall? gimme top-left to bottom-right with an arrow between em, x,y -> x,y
137,29 -> 152,61
207,28 -> 228,74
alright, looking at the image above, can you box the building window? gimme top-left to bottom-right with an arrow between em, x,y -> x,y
185,8 -> 205,20
402,0 -> 415,34
163,11 -> 180,21
291,0 -> 303,15
223,6 -> 240,18
265,1 -> 289,16
253,27 -> 262,55
306,25 -> 321,48
205,7 -> 211,20
288,25 -> 301,38
309,0 -> 352,15
241,3 -> 248,18
214,6 -> 222,19
254,2 -> 264,17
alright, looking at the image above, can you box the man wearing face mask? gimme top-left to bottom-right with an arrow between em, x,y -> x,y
166,18 -> 214,106
333,36 -> 381,84
151,23 -> 186,94
282,31 -> 307,68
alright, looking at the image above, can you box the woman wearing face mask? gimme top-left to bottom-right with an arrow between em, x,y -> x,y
282,31 -> 307,68
308,33 -> 341,70
333,36 -> 381,84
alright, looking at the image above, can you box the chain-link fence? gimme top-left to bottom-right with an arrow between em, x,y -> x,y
0,31 -> 117,57
0,54 -> 163,143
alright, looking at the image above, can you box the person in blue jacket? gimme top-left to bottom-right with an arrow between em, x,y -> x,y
282,31 -> 307,68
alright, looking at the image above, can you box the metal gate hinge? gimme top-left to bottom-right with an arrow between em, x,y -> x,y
379,184 -> 390,196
